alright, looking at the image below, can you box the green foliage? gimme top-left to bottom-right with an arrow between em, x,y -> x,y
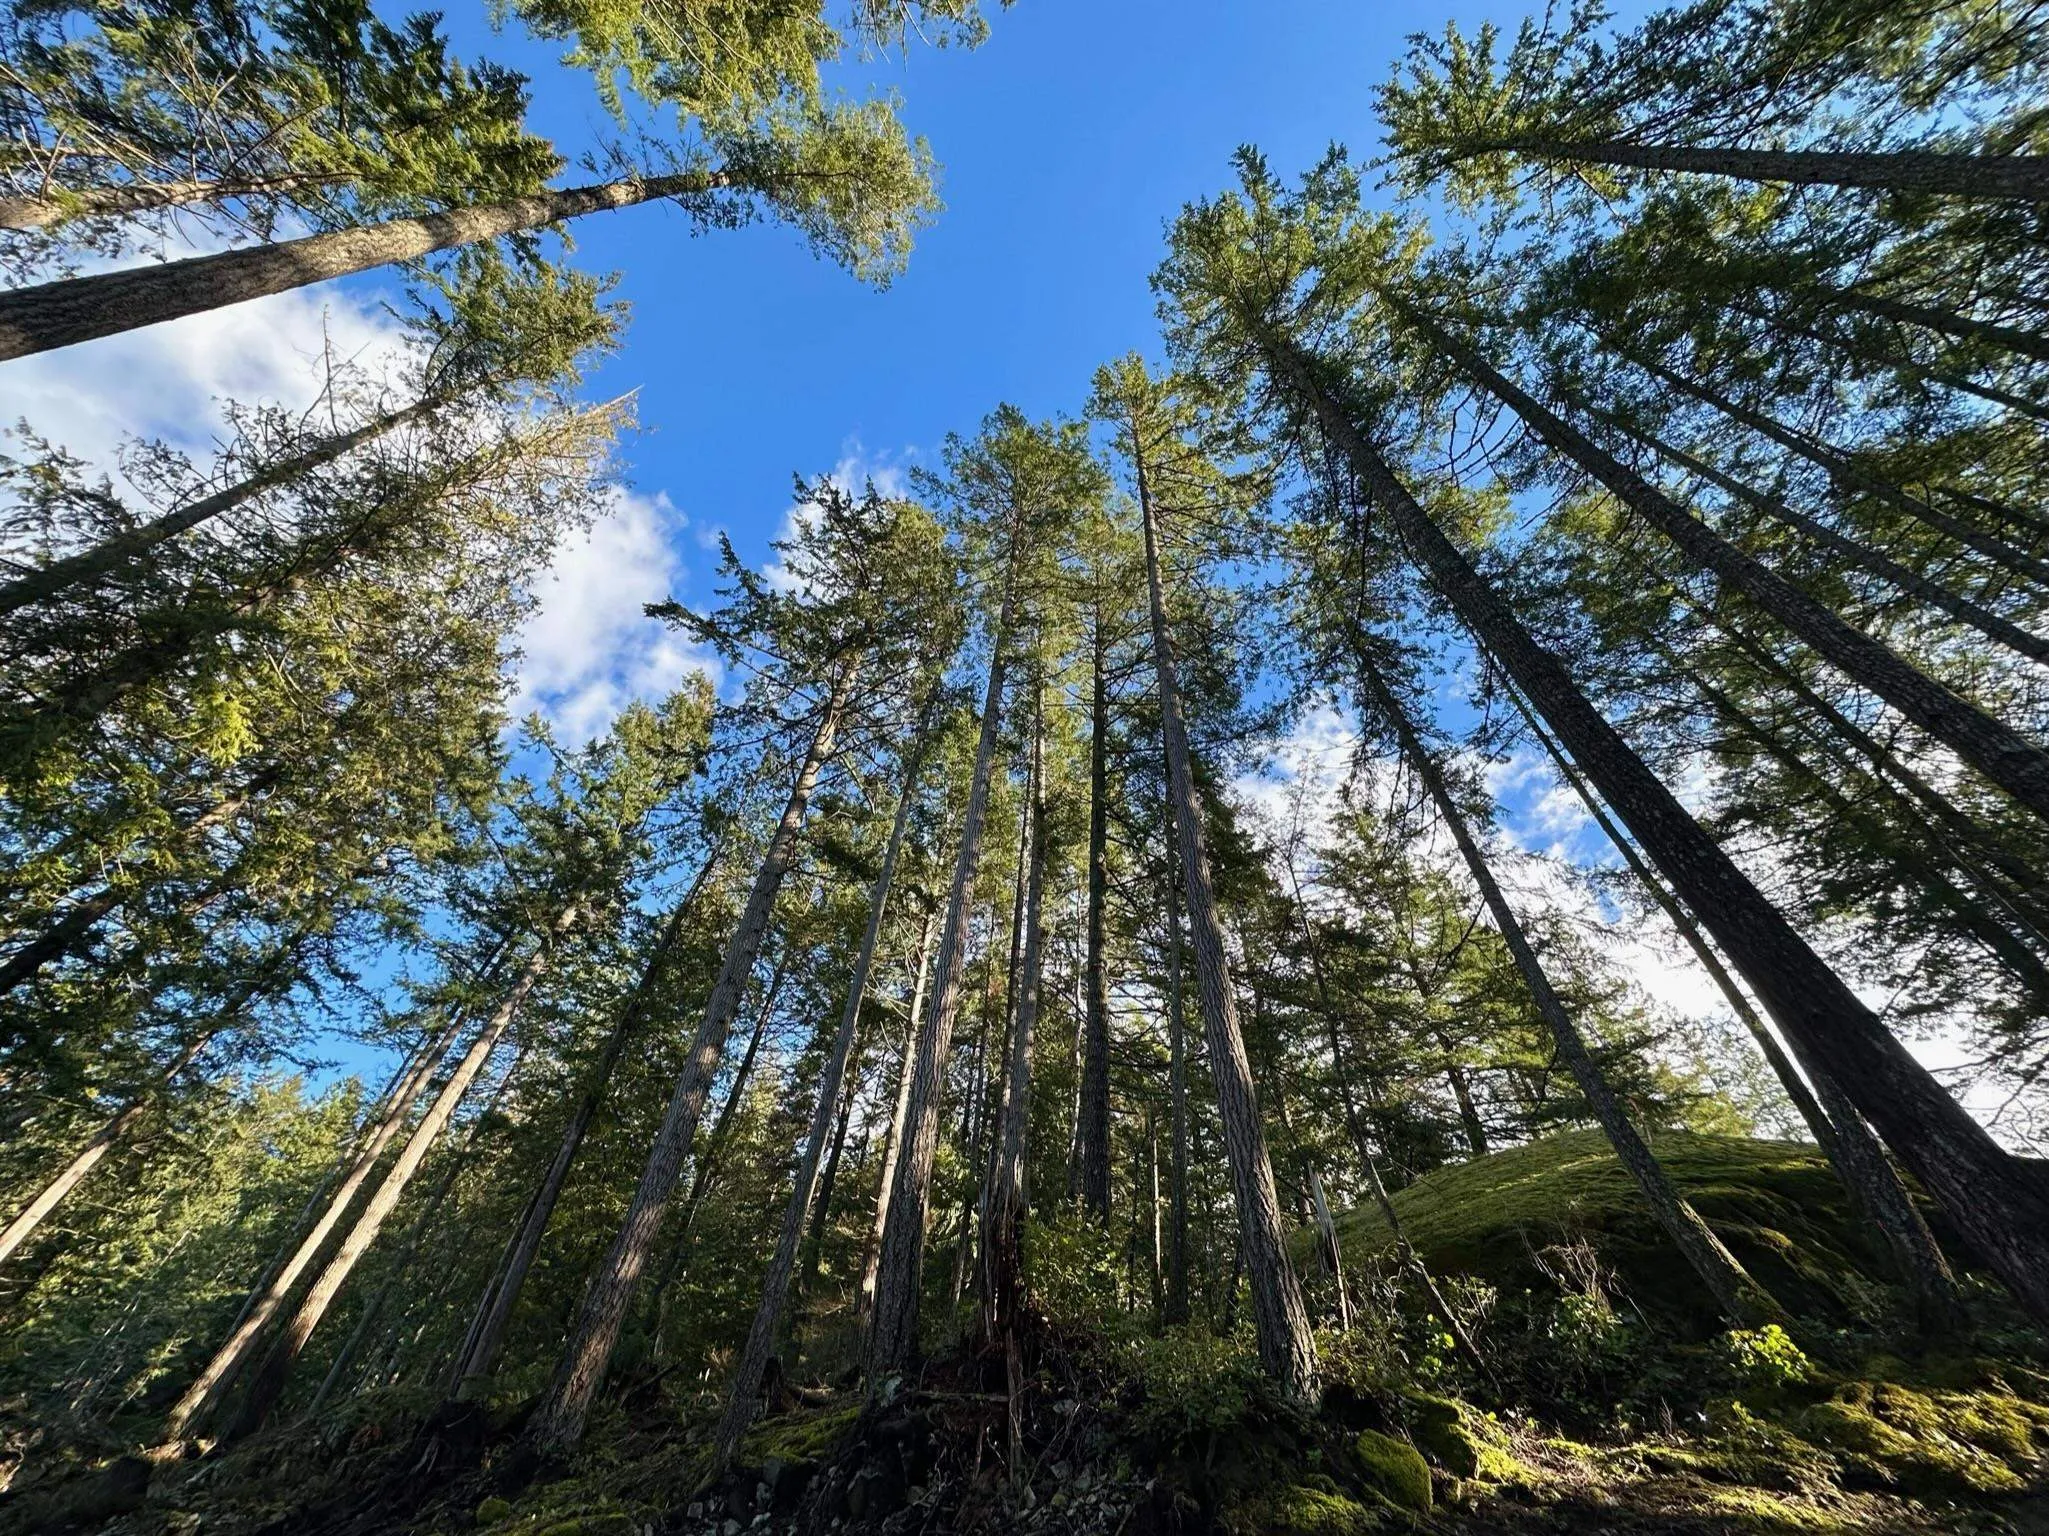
1720,1325 -> 1817,1392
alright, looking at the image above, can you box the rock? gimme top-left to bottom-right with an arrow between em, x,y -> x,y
1354,1429 -> 1432,1514
476,1494 -> 515,1525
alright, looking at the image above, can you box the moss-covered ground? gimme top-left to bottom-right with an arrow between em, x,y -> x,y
5,1132 -> 2043,1535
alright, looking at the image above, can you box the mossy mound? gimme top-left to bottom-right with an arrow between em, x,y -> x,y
1329,1129 -> 1920,1325
1401,1391 -> 1540,1487
1796,1376 -> 2047,1496
1352,1428 -> 1432,1512
1224,1472 -> 1388,1533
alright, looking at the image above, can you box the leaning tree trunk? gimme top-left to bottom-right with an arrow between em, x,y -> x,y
1503,679 -> 1965,1333
713,691 -> 939,1467
228,911 -> 573,1436
0,171 -> 726,361
856,907 -> 938,1332
0,394 -> 441,617
1588,404 -> 2049,666
163,1007 -> 466,1436
1484,136 -> 2049,202
1263,330 -> 2049,1324
979,675 -> 1047,1348
529,663 -> 857,1456
1358,661 -> 1780,1326
1163,849 -> 1192,1327
1137,436 -> 1318,1402
1406,307 -> 2049,825
0,1029 -> 216,1268
0,170 -> 344,231
448,841 -> 727,1400
866,527 -> 1028,1382
1078,604 -> 1114,1221
1826,286 -> 2049,367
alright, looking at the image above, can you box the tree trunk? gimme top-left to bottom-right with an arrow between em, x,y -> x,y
0,172 -> 724,361
529,664 -> 855,1456
1136,431 -> 1318,1402
1079,606 -> 1114,1221
448,841 -> 726,1400
1628,348 -> 2049,587
1506,680 -> 1965,1332
1359,660 -> 1780,1326
1308,1168 -> 1352,1331
1281,850 -> 1382,1196
1590,404 -> 2049,665
0,171 -> 343,231
1410,308 -> 2049,825
229,914 -> 571,1435
1829,287 -> 2049,367
866,524 -> 1027,1382
1264,329 -> 2049,1323
675,969 -> 782,1239
0,1029 -> 215,1268
163,1008 -> 464,1437
0,396 -> 440,618
1490,137 -> 2049,202
979,675 -> 1047,1347
856,907 -> 938,1332
1163,850 -> 1192,1327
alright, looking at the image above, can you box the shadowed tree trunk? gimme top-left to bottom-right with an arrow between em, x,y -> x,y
1406,307 -> 2049,825
1504,681 -> 1965,1333
1079,601 -> 1114,1221
867,518 -> 1027,1382
1163,845 -> 1191,1327
229,910 -> 575,1436
712,695 -> 935,1466
1136,427 -> 1318,1402
448,840 -> 728,1400
856,906 -> 938,1332
1262,329 -> 2049,1323
0,171 -> 727,361
1357,660 -> 1780,1326
529,661 -> 857,1456
1475,137 -> 2049,201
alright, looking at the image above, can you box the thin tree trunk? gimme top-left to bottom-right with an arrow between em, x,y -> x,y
229,915 -> 572,1435
1308,1168 -> 1352,1331
1079,607 -> 1114,1220
856,908 -> 938,1332
449,841 -> 727,1399
1409,308 -> 2049,825
1485,137 -> 2049,202
163,1007 -> 465,1437
0,171 -> 343,231
675,970 -> 782,1237
1829,287 -> 2049,367
979,675 -> 1047,1348
1506,680 -> 1966,1331
0,172 -> 726,361
866,521 -> 1027,1381
1164,851 -> 1191,1327
1281,850 -> 1381,1196
1135,428 -> 1318,1402
796,1031 -> 866,1300
1147,1109 -> 1166,1315
0,1030 -> 215,1268
529,663 -> 855,1456
1591,404 -> 2049,665
1358,660 -> 1779,1325
1261,334 -> 2049,1321
0,396 -> 439,617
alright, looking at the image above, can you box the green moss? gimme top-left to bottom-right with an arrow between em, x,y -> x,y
1353,1429 -> 1432,1513
1228,1475 -> 1384,1534
735,1401 -> 859,1468
1798,1381 -> 2027,1496
1402,1393 -> 1536,1486
1702,1487 -> 1849,1531
474,1494 -> 515,1526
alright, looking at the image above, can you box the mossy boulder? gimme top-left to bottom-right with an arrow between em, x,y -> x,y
1403,1392 -> 1533,1485
1226,1473 -> 1385,1534
1797,1379 -> 2037,1496
1353,1429 -> 1432,1513
474,1493 -> 515,1526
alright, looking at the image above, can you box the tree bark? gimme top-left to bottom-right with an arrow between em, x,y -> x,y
712,696 -> 934,1466
866,526 -> 1027,1383
529,663 -> 855,1456
1505,680 -> 1965,1332
856,907 -> 938,1332
448,841 -> 726,1400
0,396 -> 440,617
1828,287 -> 2049,367
1264,330 -> 2049,1324
1410,308 -> 2049,825
0,171 -> 344,232
229,912 -> 572,1435
1590,405 -> 2049,665
979,675 -> 1047,1347
1136,429 -> 1318,1402
0,172 -> 725,361
163,1008 -> 464,1436
1163,850 -> 1192,1327
1358,660 -> 1780,1326
1079,605 -> 1114,1221
1489,137 -> 2049,202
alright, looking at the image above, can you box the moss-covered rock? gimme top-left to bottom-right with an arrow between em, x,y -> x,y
1226,1473 -> 1385,1534
1402,1392 -> 1534,1485
473,1493 -> 515,1526
1353,1429 -> 1431,1513
1798,1380 -> 2030,1496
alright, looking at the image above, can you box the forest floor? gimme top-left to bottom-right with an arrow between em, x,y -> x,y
6,1130 -> 2046,1536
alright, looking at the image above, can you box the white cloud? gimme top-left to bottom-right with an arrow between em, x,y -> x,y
763,442 -> 916,594
510,486 -> 717,745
